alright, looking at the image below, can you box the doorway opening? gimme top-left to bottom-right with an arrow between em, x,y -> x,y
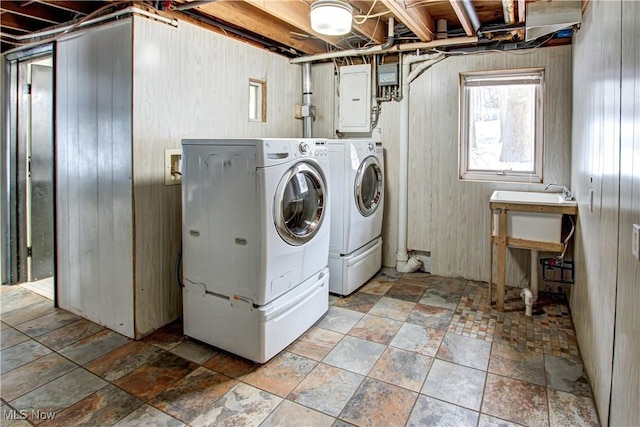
3,48 -> 55,301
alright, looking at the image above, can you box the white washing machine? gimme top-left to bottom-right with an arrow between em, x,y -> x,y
181,138 -> 330,363
328,139 -> 384,296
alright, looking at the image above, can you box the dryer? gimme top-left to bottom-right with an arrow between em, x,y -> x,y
328,139 -> 384,296
181,138 -> 330,363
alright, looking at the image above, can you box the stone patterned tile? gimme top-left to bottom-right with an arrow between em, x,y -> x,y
1,327 -> 30,350
85,341 -> 163,382
142,320 -> 185,351
1,339 -> 51,374
489,343 -> 545,385
359,279 -> 394,296
203,352 -> 259,379
35,319 -> 105,351
328,294 -> 339,305
347,314 -> 402,345
368,297 -> 416,321
545,354 -> 591,396
421,359 -> 486,410
0,401 -> 32,426
368,347 -> 433,392
151,366 -> 237,424
288,363 -> 363,417
332,420 -> 355,427
389,323 -> 445,357
384,283 -> 426,302
286,327 -> 343,361
482,373 -> 548,427
423,276 -> 468,293
10,368 -> 107,423
437,332 -> 492,370
0,298 -> 57,327
14,310 -> 80,338
419,286 -> 462,310
406,303 -> 455,330
190,383 -> 281,427
58,329 -> 130,365
39,384 -> 142,427
316,306 -> 364,334
169,339 -> 219,365
332,292 -> 381,313
323,336 -> 385,375
407,395 -> 478,427
377,267 -> 403,281
1,353 -> 77,401
261,400 -> 335,427
243,352 -> 316,397
547,388 -> 600,427
339,378 -> 417,427
112,404 -> 185,427
0,286 -> 47,313
1,321 -> 9,330
114,353 -> 198,402
478,414 -> 524,427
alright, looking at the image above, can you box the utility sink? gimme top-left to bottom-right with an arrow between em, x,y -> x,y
490,191 -> 577,243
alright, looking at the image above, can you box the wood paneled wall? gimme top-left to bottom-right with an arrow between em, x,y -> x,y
571,2 -> 640,425
131,17 -> 302,337
56,20 -> 135,337
314,47 -> 573,286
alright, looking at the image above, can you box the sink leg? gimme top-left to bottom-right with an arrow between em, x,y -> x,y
496,209 -> 507,311
531,249 -> 539,303
489,207 -> 494,304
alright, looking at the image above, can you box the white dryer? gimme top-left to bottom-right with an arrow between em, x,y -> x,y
328,139 -> 384,296
181,138 -> 330,363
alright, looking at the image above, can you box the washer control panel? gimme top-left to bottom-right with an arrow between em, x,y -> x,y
296,139 -> 328,158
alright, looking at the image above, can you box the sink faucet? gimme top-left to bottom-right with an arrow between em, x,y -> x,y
545,183 -> 573,200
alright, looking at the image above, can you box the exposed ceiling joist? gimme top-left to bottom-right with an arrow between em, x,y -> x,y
349,0 -> 388,44
195,1 -> 327,54
518,0 -> 525,23
0,12 -> 52,33
34,1 -> 95,15
448,0 -> 476,36
380,0 -> 435,41
0,1 -> 64,24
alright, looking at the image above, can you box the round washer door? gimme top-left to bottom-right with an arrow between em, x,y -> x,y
274,161 -> 327,246
355,156 -> 383,217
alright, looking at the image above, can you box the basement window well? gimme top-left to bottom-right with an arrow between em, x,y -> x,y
459,68 -> 544,183
249,79 -> 267,122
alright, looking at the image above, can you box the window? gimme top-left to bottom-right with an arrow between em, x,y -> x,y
249,79 -> 266,122
459,68 -> 544,182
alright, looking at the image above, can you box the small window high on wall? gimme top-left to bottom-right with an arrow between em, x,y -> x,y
249,79 -> 266,122
459,68 -> 544,183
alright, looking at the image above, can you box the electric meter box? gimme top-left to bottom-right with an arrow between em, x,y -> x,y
338,64 -> 371,133
378,63 -> 399,86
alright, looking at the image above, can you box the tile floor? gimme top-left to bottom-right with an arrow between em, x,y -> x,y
1,270 -> 600,426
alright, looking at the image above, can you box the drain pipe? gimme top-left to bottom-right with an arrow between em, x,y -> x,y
302,63 -> 313,138
396,52 -> 444,273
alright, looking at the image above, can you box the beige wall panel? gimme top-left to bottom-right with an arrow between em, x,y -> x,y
570,2 -> 621,423
399,46 -> 572,283
132,17 -> 302,336
311,62 -> 336,138
610,2 -> 640,425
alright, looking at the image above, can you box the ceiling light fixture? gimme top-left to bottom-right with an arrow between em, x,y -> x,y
310,0 -> 353,36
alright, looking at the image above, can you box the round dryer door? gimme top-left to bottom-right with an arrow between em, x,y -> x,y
355,156 -> 383,217
274,161 -> 327,246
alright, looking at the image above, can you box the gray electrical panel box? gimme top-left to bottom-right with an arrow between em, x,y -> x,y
377,63 -> 399,86
338,64 -> 371,133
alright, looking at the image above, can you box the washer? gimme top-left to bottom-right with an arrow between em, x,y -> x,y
181,138 -> 330,363
328,139 -> 384,296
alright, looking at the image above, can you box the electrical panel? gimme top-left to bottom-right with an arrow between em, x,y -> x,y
338,64 -> 371,133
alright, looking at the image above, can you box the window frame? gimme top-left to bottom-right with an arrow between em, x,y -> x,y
458,67 -> 545,183
249,78 -> 267,122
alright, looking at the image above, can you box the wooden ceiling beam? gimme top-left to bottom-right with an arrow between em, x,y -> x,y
349,0 -> 388,44
243,0 -> 342,47
34,1 -> 99,15
449,0 -> 475,36
0,1 -> 70,24
518,0 -> 525,23
195,1 -> 327,54
0,12 -> 52,33
380,0 -> 435,42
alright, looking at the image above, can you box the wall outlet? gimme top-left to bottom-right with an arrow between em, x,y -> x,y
633,224 -> 640,260
165,149 -> 182,186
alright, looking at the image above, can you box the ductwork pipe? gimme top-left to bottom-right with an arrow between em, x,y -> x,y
396,52 -> 444,273
302,63 -> 313,138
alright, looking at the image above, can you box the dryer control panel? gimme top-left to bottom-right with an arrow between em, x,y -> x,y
295,139 -> 328,158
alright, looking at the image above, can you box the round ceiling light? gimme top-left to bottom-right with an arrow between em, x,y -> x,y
310,0 -> 353,36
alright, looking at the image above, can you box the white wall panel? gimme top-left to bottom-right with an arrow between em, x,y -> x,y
132,17 -> 302,336
610,2 -> 640,425
56,20 -> 135,337
570,2 -> 621,423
